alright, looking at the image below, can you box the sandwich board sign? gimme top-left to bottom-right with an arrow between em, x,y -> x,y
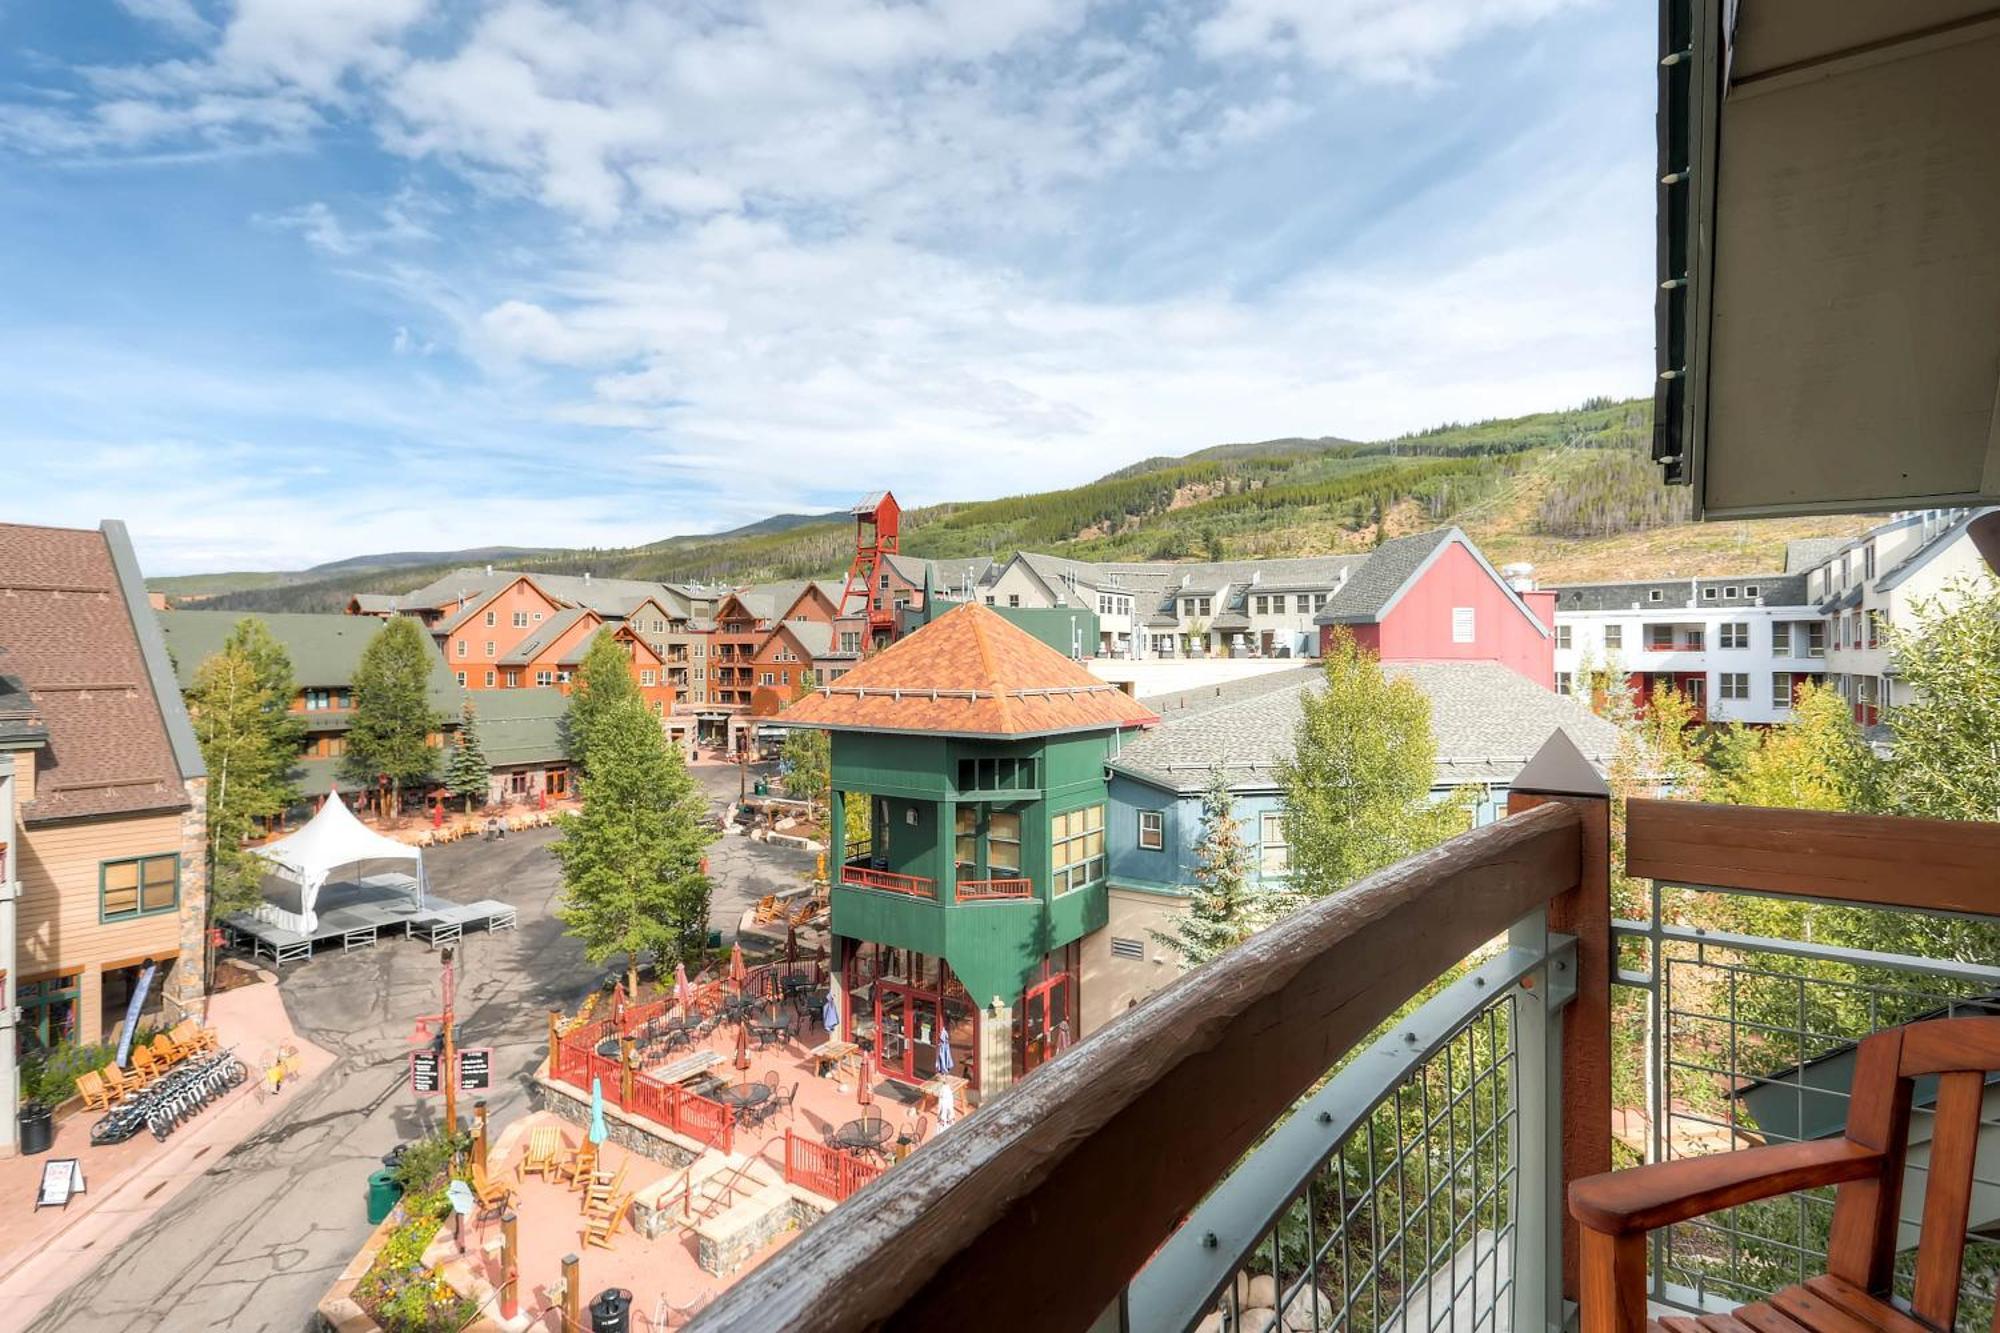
409,1048 -> 442,1096
455,1047 -> 492,1094
35,1158 -> 85,1210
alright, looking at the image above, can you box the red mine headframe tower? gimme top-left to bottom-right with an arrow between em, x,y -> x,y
838,491 -> 901,652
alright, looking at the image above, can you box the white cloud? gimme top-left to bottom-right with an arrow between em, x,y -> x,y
1199,0 -> 1590,83
114,0 -> 214,40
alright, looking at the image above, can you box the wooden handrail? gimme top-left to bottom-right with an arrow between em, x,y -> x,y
840,865 -> 936,899
955,877 -> 1032,901
689,800 -> 1587,1332
1626,798 -> 2000,914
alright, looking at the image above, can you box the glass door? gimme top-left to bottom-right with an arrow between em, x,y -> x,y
875,986 -> 910,1079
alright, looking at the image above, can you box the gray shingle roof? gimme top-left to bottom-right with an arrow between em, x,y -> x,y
1314,528 -> 1454,624
1784,538 -> 1849,574
1874,507 -> 1997,593
497,608 -> 593,665
1550,573 -> 1808,613
1113,660 -> 1621,794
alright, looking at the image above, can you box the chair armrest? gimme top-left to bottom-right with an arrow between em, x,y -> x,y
1570,1138 -> 1882,1236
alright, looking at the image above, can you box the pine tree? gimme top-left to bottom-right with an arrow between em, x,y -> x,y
186,618 -> 306,917
565,630 -> 642,775
1276,628 -> 1466,899
446,699 -> 492,813
1153,770 -> 1266,967
780,726 -> 830,814
341,615 -> 441,816
552,694 -> 718,992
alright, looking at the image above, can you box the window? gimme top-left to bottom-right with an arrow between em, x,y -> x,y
456,639 -> 468,658
455,671 -> 466,686
1866,610 -> 1882,649
1138,810 -> 1164,851
1556,625 -> 1572,650
1745,585 -> 1760,599
641,670 -> 656,686
484,670 -> 495,686
1604,624 -> 1623,650
1259,811 -> 1289,875
536,670 -> 553,686
513,611 -> 529,628
1648,589 -> 1663,602
1555,672 -> 1573,695
1008,594 -> 1020,608
781,670 -> 791,685
1863,546 -> 1876,580
1051,805 -> 1105,892
1723,586 -> 1739,600
505,671 -> 519,687
1451,607 -> 1474,643
1702,587 -> 1717,601
759,672 -> 774,686
303,687 -> 347,711
101,853 -> 179,922
1772,672 -> 1795,708
1719,673 -> 1749,701
1684,628 -> 1704,651
984,595 -> 995,606
988,811 -> 1022,876
1807,622 -> 1826,658
1719,623 -> 1748,649
1648,624 -> 1674,650
1110,937 -> 1145,961
484,640 -> 496,657
484,610 -> 497,626
838,631 -> 861,654
18,972 -> 80,1054
533,611 -> 543,622
1183,597 -> 1212,618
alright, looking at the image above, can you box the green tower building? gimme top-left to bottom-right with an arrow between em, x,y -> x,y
780,602 -> 1158,1103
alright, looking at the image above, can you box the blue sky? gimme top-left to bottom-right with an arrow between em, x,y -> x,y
0,0 -> 1654,574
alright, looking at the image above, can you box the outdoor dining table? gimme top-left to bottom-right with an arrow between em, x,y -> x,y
830,1117 -> 895,1157
714,1082 -> 773,1122
748,1020 -> 791,1048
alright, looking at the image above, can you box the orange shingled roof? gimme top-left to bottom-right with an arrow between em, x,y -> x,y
779,602 -> 1159,738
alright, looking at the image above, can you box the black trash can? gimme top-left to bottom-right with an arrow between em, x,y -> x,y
590,1287 -> 633,1333
381,1143 -> 410,1172
18,1102 -> 53,1156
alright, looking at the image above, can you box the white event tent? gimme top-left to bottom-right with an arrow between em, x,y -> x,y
250,789 -> 427,934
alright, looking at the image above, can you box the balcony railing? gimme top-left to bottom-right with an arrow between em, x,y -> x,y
840,861 -> 938,899
956,877 -> 1033,902
691,739 -> 2000,1333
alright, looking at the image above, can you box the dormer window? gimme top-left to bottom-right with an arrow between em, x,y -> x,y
1702,588 -> 1717,600
1723,586 -> 1738,599
1649,590 -> 1664,603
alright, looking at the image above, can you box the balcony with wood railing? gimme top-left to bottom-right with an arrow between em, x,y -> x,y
839,859 -> 938,900
955,876 -> 1034,902
690,733 -> 2000,1333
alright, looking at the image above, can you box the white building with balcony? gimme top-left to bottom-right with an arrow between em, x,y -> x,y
1549,571 -> 1823,724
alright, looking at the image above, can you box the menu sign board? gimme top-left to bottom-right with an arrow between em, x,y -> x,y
409,1049 -> 442,1096
456,1047 -> 492,1093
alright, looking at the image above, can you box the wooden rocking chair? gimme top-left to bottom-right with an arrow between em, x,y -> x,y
469,1159 -> 516,1219
583,1191 -> 634,1250
76,1070 -> 120,1112
1572,1016 -> 2000,1333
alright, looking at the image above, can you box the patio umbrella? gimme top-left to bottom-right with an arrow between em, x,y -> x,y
588,1077 -> 608,1146
857,1053 -> 874,1108
937,1082 -> 956,1128
728,942 -> 747,994
935,1036 -> 954,1077
733,1019 -> 751,1072
674,961 -> 691,1014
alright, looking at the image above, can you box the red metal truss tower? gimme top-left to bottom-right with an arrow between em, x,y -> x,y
837,491 -> 901,652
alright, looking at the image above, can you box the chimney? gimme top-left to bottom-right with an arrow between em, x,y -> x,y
485,563 -> 493,576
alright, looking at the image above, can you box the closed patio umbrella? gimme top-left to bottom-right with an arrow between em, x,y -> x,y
857,1053 -> 873,1108
733,1019 -> 751,1072
588,1077 -> 608,1146
674,961 -> 691,1014
728,942 -> 747,994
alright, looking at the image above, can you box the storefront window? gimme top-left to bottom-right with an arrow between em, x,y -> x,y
18,973 -> 80,1055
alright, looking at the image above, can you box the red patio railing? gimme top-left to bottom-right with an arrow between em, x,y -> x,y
782,1129 -> 884,1203
955,877 -> 1032,901
552,1016 -> 735,1156
840,864 -> 937,898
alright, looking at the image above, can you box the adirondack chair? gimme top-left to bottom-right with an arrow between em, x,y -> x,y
76,1070 -> 119,1112
132,1046 -> 167,1082
101,1064 -> 147,1099
1572,1016 -> 2000,1333
559,1140 -> 599,1190
170,1019 -> 217,1055
151,1033 -> 187,1067
517,1125 -> 565,1181
583,1161 -> 629,1215
469,1159 -> 516,1218
583,1191 -> 634,1250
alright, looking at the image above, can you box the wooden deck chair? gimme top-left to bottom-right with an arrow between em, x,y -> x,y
583,1191 -> 635,1250
469,1159 -> 516,1218
76,1070 -> 119,1112
132,1046 -> 167,1082
152,1033 -> 188,1067
101,1064 -> 145,1099
170,1019 -> 216,1055
559,1140 -> 598,1189
583,1160 -> 628,1214
518,1125 -> 564,1181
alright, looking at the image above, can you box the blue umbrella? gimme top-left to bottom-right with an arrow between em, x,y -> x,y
588,1077 -> 608,1146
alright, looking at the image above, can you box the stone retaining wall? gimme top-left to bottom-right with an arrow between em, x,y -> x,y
529,1068 -> 701,1169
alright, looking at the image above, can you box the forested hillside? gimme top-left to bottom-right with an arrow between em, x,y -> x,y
176,396 -> 1873,612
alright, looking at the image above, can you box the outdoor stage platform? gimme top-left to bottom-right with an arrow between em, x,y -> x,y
221,874 -> 518,966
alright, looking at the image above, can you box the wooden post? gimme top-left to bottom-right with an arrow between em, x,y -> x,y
500,1209 -> 520,1320
1506,730 -> 1613,1306
472,1099 -> 489,1175
561,1253 -> 582,1333
548,1007 -> 561,1067
620,1034 -> 636,1106
441,947 -> 459,1137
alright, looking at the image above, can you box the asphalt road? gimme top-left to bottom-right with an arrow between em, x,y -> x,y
31,764 -> 815,1332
